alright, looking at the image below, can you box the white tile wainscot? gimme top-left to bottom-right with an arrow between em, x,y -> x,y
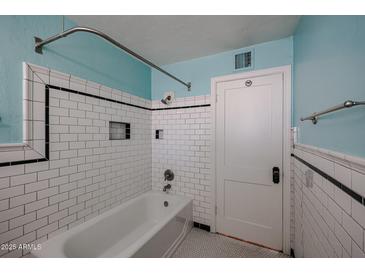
152,96 -> 212,226
0,64 -> 152,257
293,143 -> 365,258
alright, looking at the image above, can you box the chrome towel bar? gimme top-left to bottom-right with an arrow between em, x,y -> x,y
34,26 -> 191,91
300,100 -> 365,124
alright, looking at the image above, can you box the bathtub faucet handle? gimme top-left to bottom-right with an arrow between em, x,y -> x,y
164,169 -> 174,181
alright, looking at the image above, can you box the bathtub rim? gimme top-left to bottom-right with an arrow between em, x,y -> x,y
31,190 -> 192,258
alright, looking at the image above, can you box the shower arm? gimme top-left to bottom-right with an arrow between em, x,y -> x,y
34,26 -> 191,91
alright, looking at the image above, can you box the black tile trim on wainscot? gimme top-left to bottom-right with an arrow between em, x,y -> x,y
0,87 -> 50,166
291,153 -> 365,206
193,222 -> 211,232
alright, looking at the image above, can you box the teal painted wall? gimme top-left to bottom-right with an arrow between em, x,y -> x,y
294,16 -> 365,158
151,37 -> 293,100
0,16 -> 151,143
8,15 -> 363,159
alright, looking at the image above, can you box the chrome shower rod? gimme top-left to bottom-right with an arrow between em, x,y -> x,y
34,26 -> 191,91
300,100 -> 365,124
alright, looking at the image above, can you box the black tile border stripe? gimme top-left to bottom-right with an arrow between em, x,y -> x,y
47,84 -> 151,111
0,87 -> 49,166
291,153 -> 365,206
0,83 -> 210,166
152,104 -> 211,111
193,221 -> 211,232
45,86 -> 50,160
0,158 -> 48,167
47,84 -> 211,111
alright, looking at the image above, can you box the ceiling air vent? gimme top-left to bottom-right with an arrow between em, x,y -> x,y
234,50 -> 253,71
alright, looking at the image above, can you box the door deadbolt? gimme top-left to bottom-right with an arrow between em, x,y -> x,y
273,167 -> 280,184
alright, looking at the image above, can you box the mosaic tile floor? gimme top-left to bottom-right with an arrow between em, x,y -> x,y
172,228 -> 289,258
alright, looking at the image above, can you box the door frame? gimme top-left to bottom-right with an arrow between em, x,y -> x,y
210,65 -> 292,255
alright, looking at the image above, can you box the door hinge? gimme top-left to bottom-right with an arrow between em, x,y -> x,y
215,205 -> 218,215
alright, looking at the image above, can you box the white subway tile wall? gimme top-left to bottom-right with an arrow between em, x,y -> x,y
151,97 -> 212,226
293,144 -> 365,257
0,64 -> 152,257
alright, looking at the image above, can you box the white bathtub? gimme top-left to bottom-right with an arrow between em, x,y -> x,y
32,191 -> 193,258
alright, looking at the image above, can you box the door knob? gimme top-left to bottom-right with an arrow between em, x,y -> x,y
273,167 -> 280,184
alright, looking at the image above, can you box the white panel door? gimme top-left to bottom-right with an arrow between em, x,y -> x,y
216,73 -> 283,250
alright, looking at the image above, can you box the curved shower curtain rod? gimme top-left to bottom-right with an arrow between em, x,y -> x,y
34,26 -> 191,91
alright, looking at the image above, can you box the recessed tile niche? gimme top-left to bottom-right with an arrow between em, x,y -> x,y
109,121 -> 130,140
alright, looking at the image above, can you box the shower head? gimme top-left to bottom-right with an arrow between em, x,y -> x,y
161,95 -> 173,105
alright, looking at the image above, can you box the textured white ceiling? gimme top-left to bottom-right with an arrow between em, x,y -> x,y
68,15 -> 300,65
